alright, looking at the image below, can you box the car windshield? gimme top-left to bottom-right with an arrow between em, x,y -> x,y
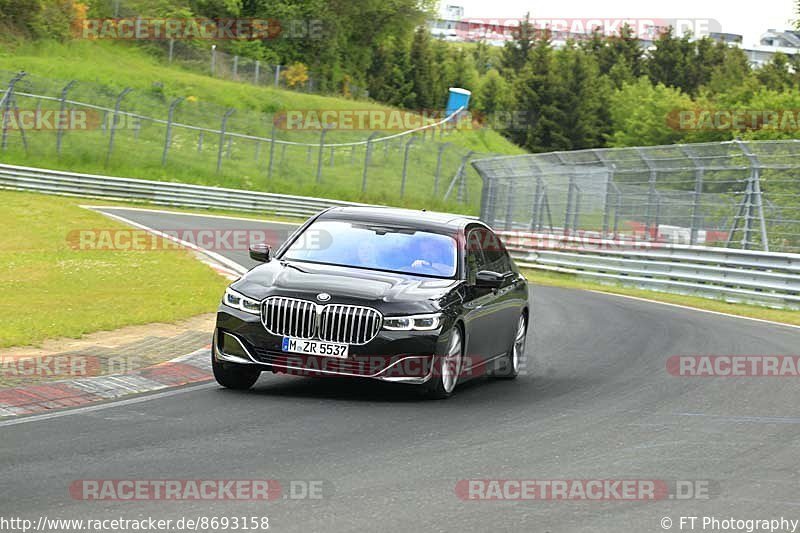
282,220 -> 458,278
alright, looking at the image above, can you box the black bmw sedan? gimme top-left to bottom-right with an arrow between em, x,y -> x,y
213,206 -> 529,398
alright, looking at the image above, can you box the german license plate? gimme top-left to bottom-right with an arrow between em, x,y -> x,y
281,337 -> 349,358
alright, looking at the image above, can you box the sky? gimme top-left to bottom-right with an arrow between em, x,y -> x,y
446,0 -> 797,47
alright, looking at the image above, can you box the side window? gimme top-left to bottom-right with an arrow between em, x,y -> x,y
465,228 -> 486,283
475,227 -> 512,273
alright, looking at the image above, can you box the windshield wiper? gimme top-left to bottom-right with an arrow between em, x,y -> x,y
279,258 -> 308,272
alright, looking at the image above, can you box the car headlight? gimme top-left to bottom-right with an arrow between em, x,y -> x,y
222,287 -> 261,315
382,313 -> 442,331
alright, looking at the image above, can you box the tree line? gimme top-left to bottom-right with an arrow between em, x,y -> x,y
381,17 -> 800,152
7,1 -> 800,152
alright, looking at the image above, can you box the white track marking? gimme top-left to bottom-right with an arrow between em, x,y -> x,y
80,204 -> 300,225
587,290 -> 800,331
0,383 -> 217,427
85,207 -> 248,275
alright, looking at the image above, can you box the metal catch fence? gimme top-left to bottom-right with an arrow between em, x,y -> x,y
473,140 -> 800,254
0,71 -> 486,213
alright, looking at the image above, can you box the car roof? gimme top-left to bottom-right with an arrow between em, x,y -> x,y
317,206 -> 479,232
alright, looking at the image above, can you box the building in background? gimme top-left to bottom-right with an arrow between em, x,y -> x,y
427,8 -> 799,69
709,32 -> 744,45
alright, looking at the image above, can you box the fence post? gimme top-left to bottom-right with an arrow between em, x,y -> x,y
592,150 -> 616,237
161,96 -> 184,166
456,151 -> 475,203
536,183 -> 547,230
267,121 -> 277,180
752,162 -> 769,252
400,136 -> 417,198
316,126 -> 329,183
233,55 -> 239,78
734,141 -> 769,251
1,73 -> 26,151
211,45 -> 217,76
168,39 -> 174,63
572,184 -> 582,232
600,166 -> 616,236
564,176 -> 574,235
530,177 -> 542,230
679,145 -> 705,245
56,80 -> 76,156
653,191 -> 662,237
362,132 -> 380,193
216,108 -> 235,174
105,87 -> 132,167
504,180 -> 515,229
254,60 -> 260,84
612,182 -> 622,236
274,65 -> 281,87
475,164 -> 494,223
637,148 -> 658,241
434,142 -> 450,196
541,186 -> 554,232
443,151 -> 474,202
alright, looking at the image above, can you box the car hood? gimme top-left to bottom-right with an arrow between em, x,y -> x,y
232,260 -> 460,306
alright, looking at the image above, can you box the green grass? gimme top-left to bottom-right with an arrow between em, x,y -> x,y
0,40 -> 524,215
522,268 -> 800,326
0,189 -> 230,348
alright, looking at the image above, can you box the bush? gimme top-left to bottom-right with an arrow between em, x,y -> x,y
0,0 -> 80,41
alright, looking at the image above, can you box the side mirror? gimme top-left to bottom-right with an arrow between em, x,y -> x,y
475,270 -> 505,289
249,243 -> 271,262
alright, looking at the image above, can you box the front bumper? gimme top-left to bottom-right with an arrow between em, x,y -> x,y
214,306 -> 444,385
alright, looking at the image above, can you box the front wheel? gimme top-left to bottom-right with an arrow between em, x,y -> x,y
423,327 -> 463,399
212,357 -> 261,390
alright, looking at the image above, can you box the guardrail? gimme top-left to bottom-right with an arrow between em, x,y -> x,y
0,163 -> 366,218
501,231 -> 800,310
2,162 -> 798,310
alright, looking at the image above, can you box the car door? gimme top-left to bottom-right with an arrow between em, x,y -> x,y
462,225 -> 506,371
477,227 -> 525,349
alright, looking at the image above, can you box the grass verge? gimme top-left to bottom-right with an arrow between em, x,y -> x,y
0,189 -> 230,348
0,41 -> 524,215
522,268 -> 800,326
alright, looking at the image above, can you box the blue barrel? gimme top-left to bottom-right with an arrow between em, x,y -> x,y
445,87 -> 471,117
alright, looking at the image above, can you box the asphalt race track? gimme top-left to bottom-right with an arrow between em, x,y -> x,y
1,207 -> 798,532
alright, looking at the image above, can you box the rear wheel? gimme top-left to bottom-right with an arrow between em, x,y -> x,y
212,357 -> 261,390
424,327 -> 463,399
493,313 -> 526,379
